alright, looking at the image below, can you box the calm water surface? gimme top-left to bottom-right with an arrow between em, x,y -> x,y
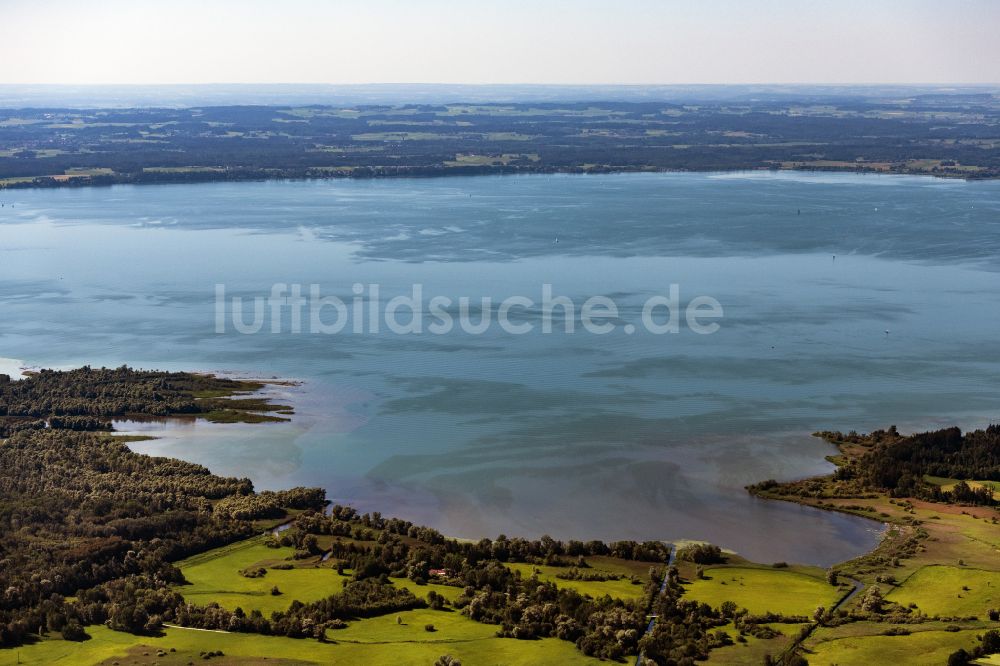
4,171 -> 1000,565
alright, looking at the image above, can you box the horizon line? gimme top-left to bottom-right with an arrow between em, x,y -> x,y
2,82 -> 1000,88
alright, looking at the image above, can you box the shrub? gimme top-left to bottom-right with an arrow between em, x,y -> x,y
882,626 -> 910,636
61,623 -> 87,641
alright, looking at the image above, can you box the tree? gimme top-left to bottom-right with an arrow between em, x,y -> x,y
947,649 -> 970,666
61,623 -> 87,641
676,543 -> 725,565
982,629 -> 1000,654
860,586 -> 884,614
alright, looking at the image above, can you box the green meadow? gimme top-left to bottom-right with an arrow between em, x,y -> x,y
706,622 -> 810,665
805,626 -> 986,666
0,622 -> 601,666
174,537 -> 338,614
886,565 -> 1000,618
924,476 -> 1000,494
682,566 -> 841,617
175,536 -> 464,614
504,562 -> 647,600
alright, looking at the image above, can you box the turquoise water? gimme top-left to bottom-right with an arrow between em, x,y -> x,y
3,171 -> 999,565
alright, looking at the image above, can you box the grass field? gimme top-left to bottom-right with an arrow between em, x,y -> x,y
886,565 -> 1000,618
443,152 -> 540,167
504,562 -> 647,600
706,622 -> 810,665
175,537 -> 340,614
352,131 -> 465,141
388,576 -> 464,603
805,626 -> 984,666
142,166 -> 226,173
176,536 -> 466,614
0,618 -> 601,666
329,607 -> 491,643
925,476 -> 1000,494
682,566 -> 841,617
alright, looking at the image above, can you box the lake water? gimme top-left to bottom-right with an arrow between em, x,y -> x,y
3,171 -> 1000,565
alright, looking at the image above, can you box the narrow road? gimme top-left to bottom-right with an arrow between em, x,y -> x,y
831,576 -> 864,613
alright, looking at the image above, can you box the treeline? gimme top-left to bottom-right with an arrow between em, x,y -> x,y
294,505 -> 673,565
214,487 -> 328,521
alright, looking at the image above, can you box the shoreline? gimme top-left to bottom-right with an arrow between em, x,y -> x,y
2,163 -> 996,193
109,370 -> 887,569
0,362 -> 926,571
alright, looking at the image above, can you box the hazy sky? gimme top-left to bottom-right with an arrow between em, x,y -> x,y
2,0 -> 998,85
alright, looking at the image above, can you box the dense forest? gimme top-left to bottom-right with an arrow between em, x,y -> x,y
1,92 -> 999,189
